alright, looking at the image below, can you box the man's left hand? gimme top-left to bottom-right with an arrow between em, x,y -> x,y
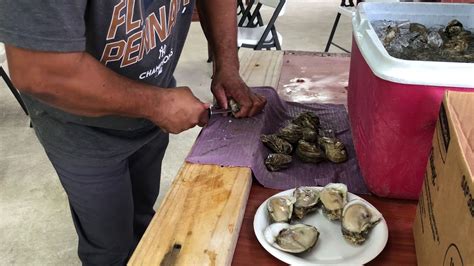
211,69 -> 267,118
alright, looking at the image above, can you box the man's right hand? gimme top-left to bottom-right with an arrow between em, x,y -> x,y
146,87 -> 210,134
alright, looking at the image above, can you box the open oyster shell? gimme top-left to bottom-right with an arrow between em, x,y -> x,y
293,187 -> 320,219
264,153 -> 292,172
341,199 -> 382,245
319,137 -> 348,163
277,123 -> 303,144
319,183 -> 348,221
264,223 -> 320,254
229,98 -> 241,115
296,140 -> 325,163
261,134 -> 293,155
292,111 -> 320,130
267,196 -> 296,223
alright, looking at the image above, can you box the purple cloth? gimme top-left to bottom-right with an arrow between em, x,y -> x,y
186,87 -> 369,194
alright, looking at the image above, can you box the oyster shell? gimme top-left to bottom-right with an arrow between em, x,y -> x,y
341,199 -> 382,245
319,183 -> 348,221
292,111 -> 320,130
264,223 -> 320,253
444,19 -> 463,38
301,127 -> 318,143
264,153 -> 292,172
319,137 -> 348,163
293,187 -> 320,219
261,134 -> 293,155
229,99 -> 241,115
277,123 -> 303,144
296,140 -> 325,163
267,196 -> 296,223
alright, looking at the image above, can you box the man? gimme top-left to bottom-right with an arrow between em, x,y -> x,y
0,0 -> 266,264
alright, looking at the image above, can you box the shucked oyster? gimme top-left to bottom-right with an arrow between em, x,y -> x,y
296,140 -> 325,163
341,199 -> 382,245
267,196 -> 296,223
293,187 -> 320,219
292,111 -> 320,130
319,137 -> 348,163
264,153 -> 292,172
261,134 -> 293,154
277,123 -> 303,144
264,223 -> 320,253
319,183 -> 348,221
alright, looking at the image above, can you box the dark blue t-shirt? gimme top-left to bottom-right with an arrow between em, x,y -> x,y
0,0 -> 195,160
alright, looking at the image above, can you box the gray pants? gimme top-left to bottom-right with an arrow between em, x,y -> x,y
46,131 -> 169,265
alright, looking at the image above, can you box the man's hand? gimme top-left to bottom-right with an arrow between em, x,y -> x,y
211,69 -> 266,118
146,87 -> 210,134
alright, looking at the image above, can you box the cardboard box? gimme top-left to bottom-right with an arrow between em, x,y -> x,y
413,91 -> 474,265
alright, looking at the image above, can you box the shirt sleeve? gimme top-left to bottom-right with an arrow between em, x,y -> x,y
0,0 -> 88,52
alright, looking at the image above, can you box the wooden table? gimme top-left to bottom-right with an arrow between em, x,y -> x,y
129,50 -> 418,265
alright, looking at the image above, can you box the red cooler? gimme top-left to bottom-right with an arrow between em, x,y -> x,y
348,3 -> 474,199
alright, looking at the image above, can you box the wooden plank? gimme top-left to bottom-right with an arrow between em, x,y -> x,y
128,164 -> 252,266
239,50 -> 283,88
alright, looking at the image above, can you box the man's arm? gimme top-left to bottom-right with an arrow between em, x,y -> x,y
6,46 -> 209,133
196,0 -> 266,118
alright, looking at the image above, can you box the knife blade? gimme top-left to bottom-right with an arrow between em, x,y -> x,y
207,105 -> 232,118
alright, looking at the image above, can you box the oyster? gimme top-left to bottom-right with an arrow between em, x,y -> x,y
296,140 -> 325,163
341,199 -> 382,245
292,111 -> 320,130
319,183 -> 348,221
277,123 -> 303,144
444,19 -> 463,38
229,99 -> 241,115
264,223 -> 320,253
261,134 -> 293,154
383,25 -> 399,46
264,153 -> 292,172
319,137 -> 348,163
293,187 -> 320,219
267,196 -> 296,223
301,127 -> 318,143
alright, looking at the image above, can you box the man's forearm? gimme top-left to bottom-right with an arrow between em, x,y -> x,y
6,46 -> 160,120
196,0 -> 239,73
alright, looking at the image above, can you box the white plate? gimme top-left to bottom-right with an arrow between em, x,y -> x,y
253,187 -> 388,265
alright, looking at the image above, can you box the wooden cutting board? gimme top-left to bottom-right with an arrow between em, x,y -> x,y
128,164 -> 252,265
128,50 -> 283,266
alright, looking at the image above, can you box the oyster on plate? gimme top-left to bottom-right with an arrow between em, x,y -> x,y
301,127 -> 318,143
319,137 -> 348,163
293,187 -> 320,219
264,153 -> 292,172
267,196 -> 296,223
277,123 -> 303,144
296,140 -> 325,163
264,223 -> 320,253
261,134 -> 293,155
341,199 -> 382,245
319,183 -> 348,221
292,111 -> 320,130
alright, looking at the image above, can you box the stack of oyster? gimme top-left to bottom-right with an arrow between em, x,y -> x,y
373,19 -> 474,63
261,111 -> 348,172
264,183 -> 382,254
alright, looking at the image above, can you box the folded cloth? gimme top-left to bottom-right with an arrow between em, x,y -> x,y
186,87 -> 368,194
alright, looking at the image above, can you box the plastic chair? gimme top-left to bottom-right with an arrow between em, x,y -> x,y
0,43 -> 29,116
237,0 -> 286,50
324,0 -> 399,53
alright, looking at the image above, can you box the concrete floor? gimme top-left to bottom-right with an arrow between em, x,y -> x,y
0,1 -> 352,264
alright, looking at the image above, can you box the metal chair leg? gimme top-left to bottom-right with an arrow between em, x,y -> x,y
0,66 -> 28,116
324,12 -> 341,53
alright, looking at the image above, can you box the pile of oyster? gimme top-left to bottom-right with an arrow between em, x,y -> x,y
373,19 -> 474,63
264,183 -> 382,254
261,111 -> 348,172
